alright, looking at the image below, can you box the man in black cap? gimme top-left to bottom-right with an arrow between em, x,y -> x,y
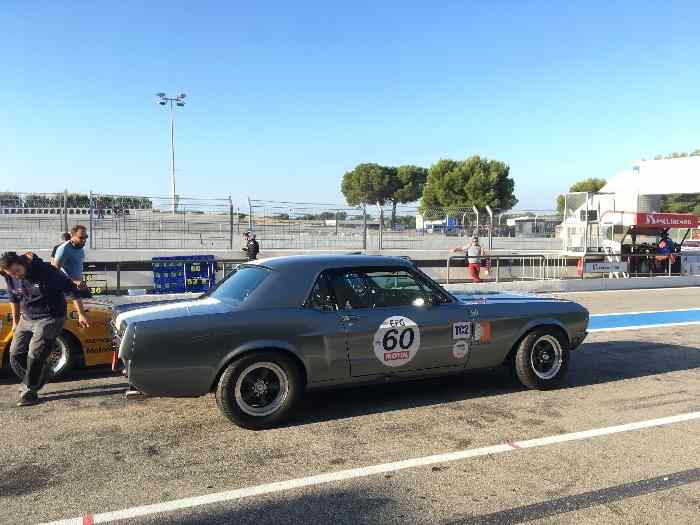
242,231 -> 260,261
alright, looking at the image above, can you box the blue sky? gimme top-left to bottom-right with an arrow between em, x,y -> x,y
1,1 -> 698,210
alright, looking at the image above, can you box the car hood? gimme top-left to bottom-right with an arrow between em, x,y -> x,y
114,297 -> 233,332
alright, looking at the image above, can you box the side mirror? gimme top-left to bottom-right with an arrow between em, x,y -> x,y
412,295 -> 438,308
429,294 -> 442,307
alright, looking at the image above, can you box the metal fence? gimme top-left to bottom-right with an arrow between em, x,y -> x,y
0,191 -> 562,252
0,192 -> 241,250
247,200 -> 368,250
444,252 -> 692,284
90,194 -> 237,250
43,252 -> 700,295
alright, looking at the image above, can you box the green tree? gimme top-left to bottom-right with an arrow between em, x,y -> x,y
652,150 -> 700,160
389,165 -> 428,227
645,150 -> 700,215
341,163 -> 394,208
555,177 -> 607,214
662,194 -> 700,215
341,163 -> 428,226
420,156 -> 517,213
317,211 -> 348,221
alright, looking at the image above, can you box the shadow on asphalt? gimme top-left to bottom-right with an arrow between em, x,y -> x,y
137,487 -> 396,525
42,384 -> 129,402
0,365 -> 115,385
287,340 -> 700,427
1,341 -> 698,423
119,468 -> 700,525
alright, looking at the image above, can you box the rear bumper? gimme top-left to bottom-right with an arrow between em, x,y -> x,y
127,362 -> 212,397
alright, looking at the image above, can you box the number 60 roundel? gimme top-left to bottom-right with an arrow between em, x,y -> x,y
373,316 -> 421,367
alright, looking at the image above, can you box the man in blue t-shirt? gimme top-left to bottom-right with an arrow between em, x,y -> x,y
53,225 -> 88,289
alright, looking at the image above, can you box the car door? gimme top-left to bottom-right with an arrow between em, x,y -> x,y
300,271 -> 352,382
329,267 -> 473,377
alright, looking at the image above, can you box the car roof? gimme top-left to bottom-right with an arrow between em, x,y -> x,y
233,255 -> 413,309
248,254 -> 413,273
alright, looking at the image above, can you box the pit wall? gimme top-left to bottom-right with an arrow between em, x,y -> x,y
444,275 -> 700,294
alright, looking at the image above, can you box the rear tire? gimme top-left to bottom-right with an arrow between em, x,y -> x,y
10,331 -> 78,381
215,351 -> 303,430
513,328 -> 569,390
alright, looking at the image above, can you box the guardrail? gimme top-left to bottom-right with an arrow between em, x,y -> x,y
445,252 -> 689,284
446,255 -> 550,284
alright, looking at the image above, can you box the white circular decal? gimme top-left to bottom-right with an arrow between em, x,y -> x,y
453,340 -> 469,359
373,316 -> 421,367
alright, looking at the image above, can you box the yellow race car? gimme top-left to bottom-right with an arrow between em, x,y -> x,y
0,294 -> 114,379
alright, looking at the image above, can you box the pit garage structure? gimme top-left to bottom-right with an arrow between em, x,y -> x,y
559,157 -> 700,276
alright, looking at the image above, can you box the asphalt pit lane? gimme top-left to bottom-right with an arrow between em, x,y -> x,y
0,464 -> 59,496
144,444 -> 160,457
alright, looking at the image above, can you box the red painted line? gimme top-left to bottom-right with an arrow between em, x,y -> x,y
508,442 -> 521,449
83,514 -> 94,525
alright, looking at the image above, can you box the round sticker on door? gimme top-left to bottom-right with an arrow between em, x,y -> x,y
373,316 -> 421,367
453,340 -> 469,359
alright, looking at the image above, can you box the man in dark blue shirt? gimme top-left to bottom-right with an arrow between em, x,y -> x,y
1,251 -> 90,406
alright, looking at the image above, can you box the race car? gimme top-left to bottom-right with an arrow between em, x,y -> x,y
113,255 -> 589,430
1,291 -> 113,379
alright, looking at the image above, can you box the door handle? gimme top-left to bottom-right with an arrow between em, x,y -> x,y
341,314 -> 361,322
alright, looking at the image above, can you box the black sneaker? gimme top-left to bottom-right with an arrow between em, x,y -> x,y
17,392 -> 40,407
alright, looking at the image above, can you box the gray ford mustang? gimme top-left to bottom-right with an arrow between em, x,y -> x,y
113,255 -> 588,429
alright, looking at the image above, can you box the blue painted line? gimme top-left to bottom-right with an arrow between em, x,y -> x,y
589,308 -> 700,331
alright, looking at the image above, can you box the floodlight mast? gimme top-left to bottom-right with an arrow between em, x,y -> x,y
155,92 -> 187,213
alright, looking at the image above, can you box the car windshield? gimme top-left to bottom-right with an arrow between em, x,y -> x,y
207,266 -> 269,305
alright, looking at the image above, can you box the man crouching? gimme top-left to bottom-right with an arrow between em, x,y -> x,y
0,251 -> 90,406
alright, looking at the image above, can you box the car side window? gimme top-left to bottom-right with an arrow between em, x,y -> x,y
364,269 -> 432,307
332,272 -> 376,310
328,268 -> 439,310
306,271 -> 338,311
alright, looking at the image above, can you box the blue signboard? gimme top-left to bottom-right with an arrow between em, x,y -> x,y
152,255 -> 216,294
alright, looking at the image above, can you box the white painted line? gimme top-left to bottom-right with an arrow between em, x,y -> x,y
588,321 -> 700,333
41,411 -> 700,525
553,286 -> 700,295
590,307 -> 700,317
511,412 -> 699,448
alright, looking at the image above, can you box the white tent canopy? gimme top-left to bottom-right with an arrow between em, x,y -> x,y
600,157 -> 700,196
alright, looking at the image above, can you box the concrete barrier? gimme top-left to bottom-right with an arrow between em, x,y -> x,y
98,276 -> 700,305
444,275 -> 700,294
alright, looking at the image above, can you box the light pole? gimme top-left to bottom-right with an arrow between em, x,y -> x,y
156,92 -> 186,213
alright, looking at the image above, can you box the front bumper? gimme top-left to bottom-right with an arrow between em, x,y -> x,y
109,319 -> 133,375
109,320 -> 121,372
570,331 -> 588,350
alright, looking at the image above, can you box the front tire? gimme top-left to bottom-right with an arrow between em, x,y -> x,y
513,328 -> 569,390
10,332 -> 78,381
215,351 -> 303,430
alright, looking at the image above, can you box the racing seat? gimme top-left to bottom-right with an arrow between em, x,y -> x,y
332,280 -> 358,310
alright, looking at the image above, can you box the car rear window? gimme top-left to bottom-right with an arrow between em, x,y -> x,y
208,266 -> 269,304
